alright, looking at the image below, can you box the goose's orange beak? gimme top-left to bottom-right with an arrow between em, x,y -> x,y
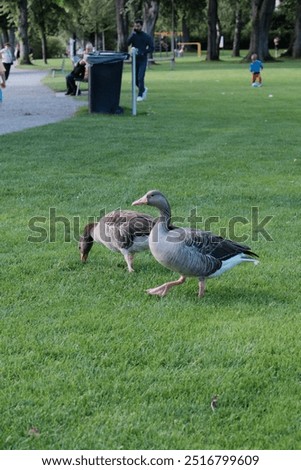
132,194 -> 148,206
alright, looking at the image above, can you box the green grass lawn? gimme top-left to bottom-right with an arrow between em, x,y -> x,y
1,55 -> 300,450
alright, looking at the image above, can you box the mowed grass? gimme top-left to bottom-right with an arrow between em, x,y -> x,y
0,55 -> 300,450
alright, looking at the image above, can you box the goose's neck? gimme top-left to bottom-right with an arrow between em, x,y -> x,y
157,202 -> 172,229
84,222 -> 97,241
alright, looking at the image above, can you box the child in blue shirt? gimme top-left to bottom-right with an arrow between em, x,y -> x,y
250,53 -> 263,87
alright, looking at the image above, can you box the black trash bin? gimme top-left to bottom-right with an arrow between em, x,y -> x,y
87,53 -> 129,114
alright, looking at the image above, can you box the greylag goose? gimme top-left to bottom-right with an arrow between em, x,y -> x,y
79,210 -> 155,272
132,190 -> 259,297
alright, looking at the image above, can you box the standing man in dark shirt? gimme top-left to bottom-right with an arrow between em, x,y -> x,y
127,19 -> 154,102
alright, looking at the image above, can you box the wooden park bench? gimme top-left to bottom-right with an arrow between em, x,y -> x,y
75,77 -> 88,96
50,58 -> 66,78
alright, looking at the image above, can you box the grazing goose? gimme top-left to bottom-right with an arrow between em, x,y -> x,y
79,210 -> 155,272
132,190 -> 259,297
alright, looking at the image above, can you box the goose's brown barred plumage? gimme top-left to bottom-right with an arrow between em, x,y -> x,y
132,190 -> 259,297
79,210 -> 155,272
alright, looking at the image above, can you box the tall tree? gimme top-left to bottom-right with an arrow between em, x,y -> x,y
232,1 -> 243,57
292,0 -> 301,57
247,0 -> 276,61
143,0 -> 159,37
174,0 -> 206,43
207,0 -> 219,60
80,0 -> 115,50
29,0 -> 82,63
17,0 -> 31,64
115,0 -> 129,51
115,0 -> 160,52
30,0 -> 52,63
0,0 -> 31,64
0,11 -> 11,43
273,0 -> 301,57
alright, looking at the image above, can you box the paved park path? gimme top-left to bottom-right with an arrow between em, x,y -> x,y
0,66 -> 86,136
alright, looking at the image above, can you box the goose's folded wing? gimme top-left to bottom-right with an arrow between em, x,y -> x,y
105,211 -> 155,249
186,230 -> 258,260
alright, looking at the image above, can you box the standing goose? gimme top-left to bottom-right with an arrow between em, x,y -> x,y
79,209 -> 155,272
132,190 -> 259,297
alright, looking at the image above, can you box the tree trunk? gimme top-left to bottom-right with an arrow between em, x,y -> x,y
246,0 -> 276,61
38,13 -> 48,64
115,0 -> 129,52
143,0 -> 160,37
142,0 -> 159,58
292,0 -> 301,58
41,29 -> 48,64
207,0 -> 219,61
18,0 -> 32,65
181,13 -> 190,43
72,33 -> 76,57
232,3 -> 242,57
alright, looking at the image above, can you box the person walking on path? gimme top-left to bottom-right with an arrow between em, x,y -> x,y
127,19 -> 154,102
0,52 -> 6,87
0,43 -> 14,80
249,53 -> 263,87
0,51 -> 6,102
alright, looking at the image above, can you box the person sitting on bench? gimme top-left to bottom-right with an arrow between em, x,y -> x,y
65,60 -> 86,95
65,43 -> 93,96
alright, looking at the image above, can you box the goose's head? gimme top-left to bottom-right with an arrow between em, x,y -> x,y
132,190 -> 170,215
79,223 -> 95,262
79,236 -> 93,262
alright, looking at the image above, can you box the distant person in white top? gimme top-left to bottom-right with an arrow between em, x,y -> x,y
0,43 -> 14,80
0,52 -> 6,88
